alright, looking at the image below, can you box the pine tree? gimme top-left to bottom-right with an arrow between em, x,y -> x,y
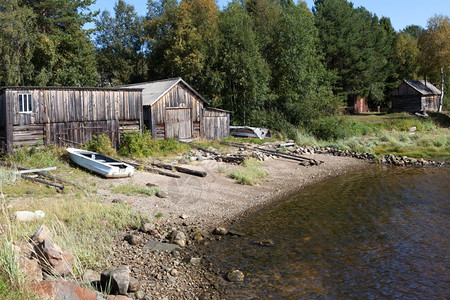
28,0 -> 98,86
0,0 -> 36,86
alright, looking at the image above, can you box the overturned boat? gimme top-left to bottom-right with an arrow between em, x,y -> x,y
230,126 -> 271,139
67,148 -> 134,178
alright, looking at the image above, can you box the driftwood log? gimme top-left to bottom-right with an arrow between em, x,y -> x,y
125,162 -> 181,178
220,142 -> 323,165
0,161 -> 85,189
151,162 -> 207,178
20,175 -> 64,191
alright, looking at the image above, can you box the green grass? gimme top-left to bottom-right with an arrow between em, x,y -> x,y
229,158 -> 268,185
118,131 -> 190,158
112,184 -> 161,197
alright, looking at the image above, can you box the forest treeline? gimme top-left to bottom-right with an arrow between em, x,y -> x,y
1,0 -> 448,136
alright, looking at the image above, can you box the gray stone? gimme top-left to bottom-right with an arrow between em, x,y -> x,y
127,276 -> 140,292
124,234 -> 143,246
178,158 -> 189,165
143,240 -> 180,252
155,191 -> 168,198
190,257 -> 201,266
170,269 -> 179,277
168,230 -> 186,247
227,230 -> 245,237
409,126 -> 417,132
140,222 -> 155,233
135,291 -> 145,299
82,269 -> 100,284
101,265 -> 130,295
212,227 -> 228,235
31,225 -> 53,244
226,270 -> 244,282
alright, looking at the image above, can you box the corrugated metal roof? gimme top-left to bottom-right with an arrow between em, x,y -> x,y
405,80 -> 441,95
122,78 -> 209,106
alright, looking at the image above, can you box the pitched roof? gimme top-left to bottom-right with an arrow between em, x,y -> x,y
404,80 -> 441,95
121,78 -> 209,106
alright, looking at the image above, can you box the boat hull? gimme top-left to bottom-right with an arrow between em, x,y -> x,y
67,148 -> 134,178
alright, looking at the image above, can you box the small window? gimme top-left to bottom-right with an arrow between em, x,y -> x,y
18,94 -> 32,113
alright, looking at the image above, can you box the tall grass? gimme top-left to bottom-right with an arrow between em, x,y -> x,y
230,158 -> 268,185
112,184 -> 161,197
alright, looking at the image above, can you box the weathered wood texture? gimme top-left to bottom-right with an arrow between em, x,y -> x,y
391,81 -> 439,112
202,108 -> 230,140
148,82 -> 203,139
0,87 -> 142,150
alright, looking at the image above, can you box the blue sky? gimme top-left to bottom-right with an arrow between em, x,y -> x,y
88,0 -> 449,32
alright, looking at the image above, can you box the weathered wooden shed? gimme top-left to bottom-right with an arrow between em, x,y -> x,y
0,86 -> 142,152
347,96 -> 368,113
123,78 -> 230,140
391,80 -> 441,112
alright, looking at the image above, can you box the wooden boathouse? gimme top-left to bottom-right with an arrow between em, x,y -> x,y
391,80 -> 441,112
0,86 -> 142,151
123,78 -> 230,140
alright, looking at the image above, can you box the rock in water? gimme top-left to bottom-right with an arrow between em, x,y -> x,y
226,270 -> 245,282
213,227 -> 228,235
101,265 -> 131,295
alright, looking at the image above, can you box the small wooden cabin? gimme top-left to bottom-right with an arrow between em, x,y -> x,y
0,86 -> 142,152
391,80 -> 441,112
123,78 -> 230,140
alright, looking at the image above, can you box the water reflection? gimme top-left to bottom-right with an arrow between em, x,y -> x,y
210,166 -> 450,299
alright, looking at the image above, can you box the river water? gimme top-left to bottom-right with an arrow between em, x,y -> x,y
210,165 -> 450,299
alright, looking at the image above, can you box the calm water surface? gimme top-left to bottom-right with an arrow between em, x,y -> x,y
210,165 -> 450,299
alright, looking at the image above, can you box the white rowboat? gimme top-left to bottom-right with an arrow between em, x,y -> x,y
67,148 -> 134,178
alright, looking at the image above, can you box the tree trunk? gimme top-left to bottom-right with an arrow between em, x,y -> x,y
439,67 -> 444,112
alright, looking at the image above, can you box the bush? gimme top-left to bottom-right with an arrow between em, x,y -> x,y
118,131 -> 189,158
84,134 -> 116,156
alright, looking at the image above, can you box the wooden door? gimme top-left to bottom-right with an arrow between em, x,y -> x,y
165,108 -> 192,139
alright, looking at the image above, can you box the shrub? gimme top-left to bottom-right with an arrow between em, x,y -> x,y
84,134 -> 116,156
118,131 -> 189,158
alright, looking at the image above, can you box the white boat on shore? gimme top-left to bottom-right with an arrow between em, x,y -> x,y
67,148 -> 134,178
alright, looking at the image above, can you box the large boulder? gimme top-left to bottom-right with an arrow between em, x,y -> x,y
29,280 -> 99,300
35,240 -> 74,276
101,265 -> 130,295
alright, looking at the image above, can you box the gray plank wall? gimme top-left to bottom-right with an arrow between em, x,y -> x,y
2,87 -> 142,148
203,108 -> 230,140
150,82 -> 203,139
0,92 -> 6,150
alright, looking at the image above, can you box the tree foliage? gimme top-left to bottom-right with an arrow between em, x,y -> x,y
95,0 -> 145,85
417,15 -> 449,110
314,0 -> 396,106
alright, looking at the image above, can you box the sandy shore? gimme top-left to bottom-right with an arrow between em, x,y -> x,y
107,153 -> 371,230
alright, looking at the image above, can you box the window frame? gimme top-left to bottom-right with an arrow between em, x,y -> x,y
18,93 -> 33,114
